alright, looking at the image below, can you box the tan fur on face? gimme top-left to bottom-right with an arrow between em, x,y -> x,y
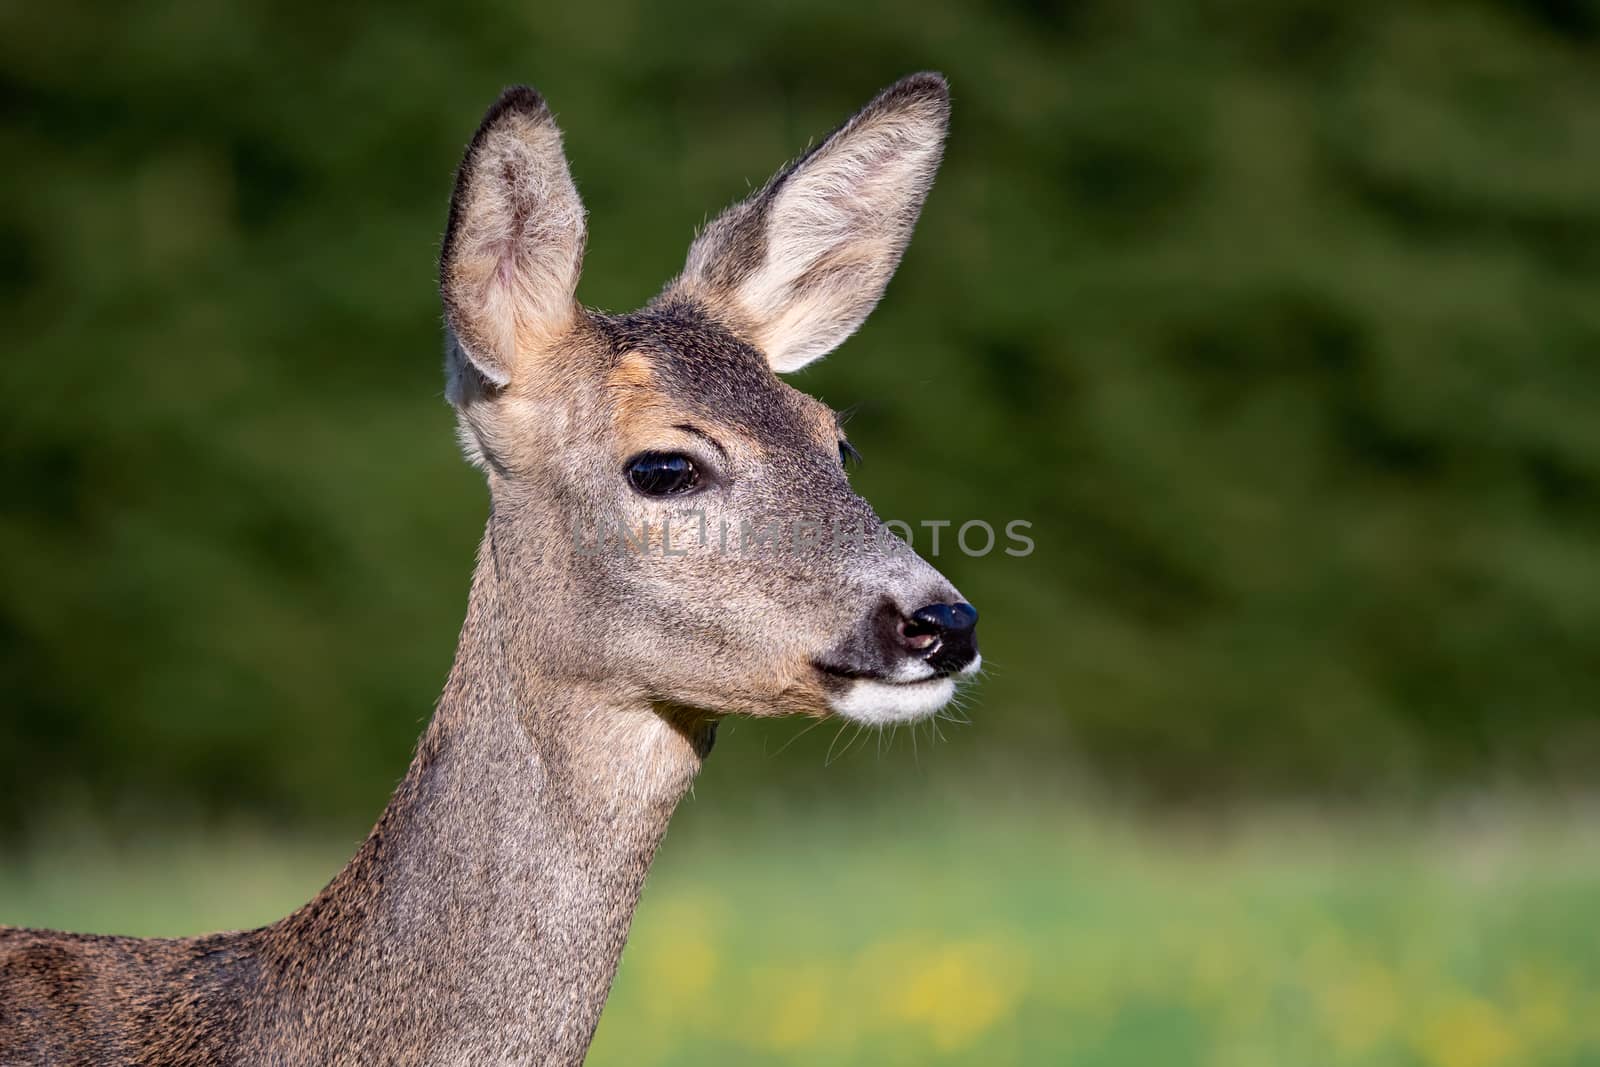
606,351 -> 677,450
797,391 -> 845,449
608,349 -> 655,392
608,349 -> 840,465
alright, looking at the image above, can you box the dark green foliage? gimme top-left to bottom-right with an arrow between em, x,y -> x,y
2,0 -> 1597,823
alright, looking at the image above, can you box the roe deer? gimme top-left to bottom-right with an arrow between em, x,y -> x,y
0,72 -> 979,1065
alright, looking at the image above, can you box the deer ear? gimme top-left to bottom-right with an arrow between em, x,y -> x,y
440,87 -> 586,399
666,73 -> 949,373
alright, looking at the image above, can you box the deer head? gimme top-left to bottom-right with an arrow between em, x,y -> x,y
0,76 -> 988,1067
439,73 -> 978,731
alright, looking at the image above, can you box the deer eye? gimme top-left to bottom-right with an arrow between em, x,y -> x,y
626,452 -> 702,497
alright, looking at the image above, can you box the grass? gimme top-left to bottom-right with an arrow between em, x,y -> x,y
4,800 -> 1599,1066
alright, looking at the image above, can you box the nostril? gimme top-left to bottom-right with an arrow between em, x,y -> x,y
902,602 -> 980,665
908,603 -> 957,635
898,617 -> 940,651
910,601 -> 980,675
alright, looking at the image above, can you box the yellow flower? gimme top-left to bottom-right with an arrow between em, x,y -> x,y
882,937 -> 1031,1052
633,891 -> 722,1025
1504,961 -> 1573,1050
1316,960 -> 1400,1055
1412,993 -> 1518,1067
759,964 -> 831,1051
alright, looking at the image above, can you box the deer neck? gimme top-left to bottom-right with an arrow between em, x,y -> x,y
272,523 -> 710,1063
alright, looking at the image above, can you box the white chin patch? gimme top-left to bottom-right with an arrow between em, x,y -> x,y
829,676 -> 957,725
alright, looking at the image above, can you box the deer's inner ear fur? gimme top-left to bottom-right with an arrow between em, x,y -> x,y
441,87 -> 587,400
664,73 -> 949,374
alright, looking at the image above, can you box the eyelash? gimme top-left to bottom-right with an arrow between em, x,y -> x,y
840,440 -> 863,468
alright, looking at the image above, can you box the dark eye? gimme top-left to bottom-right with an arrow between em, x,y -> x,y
625,452 -> 702,497
839,440 -> 863,469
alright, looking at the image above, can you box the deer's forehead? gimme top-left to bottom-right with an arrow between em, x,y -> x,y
602,309 -> 838,451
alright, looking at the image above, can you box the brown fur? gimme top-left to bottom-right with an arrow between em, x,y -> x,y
1,74 -> 963,1065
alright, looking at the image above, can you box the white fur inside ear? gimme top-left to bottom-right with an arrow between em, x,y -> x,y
442,103 -> 586,386
752,130 -> 939,371
671,75 -> 949,374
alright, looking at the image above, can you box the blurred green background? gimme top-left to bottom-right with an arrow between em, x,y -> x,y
3,0 -> 1599,1063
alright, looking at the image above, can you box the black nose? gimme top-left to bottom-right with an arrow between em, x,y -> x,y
903,601 -> 980,674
